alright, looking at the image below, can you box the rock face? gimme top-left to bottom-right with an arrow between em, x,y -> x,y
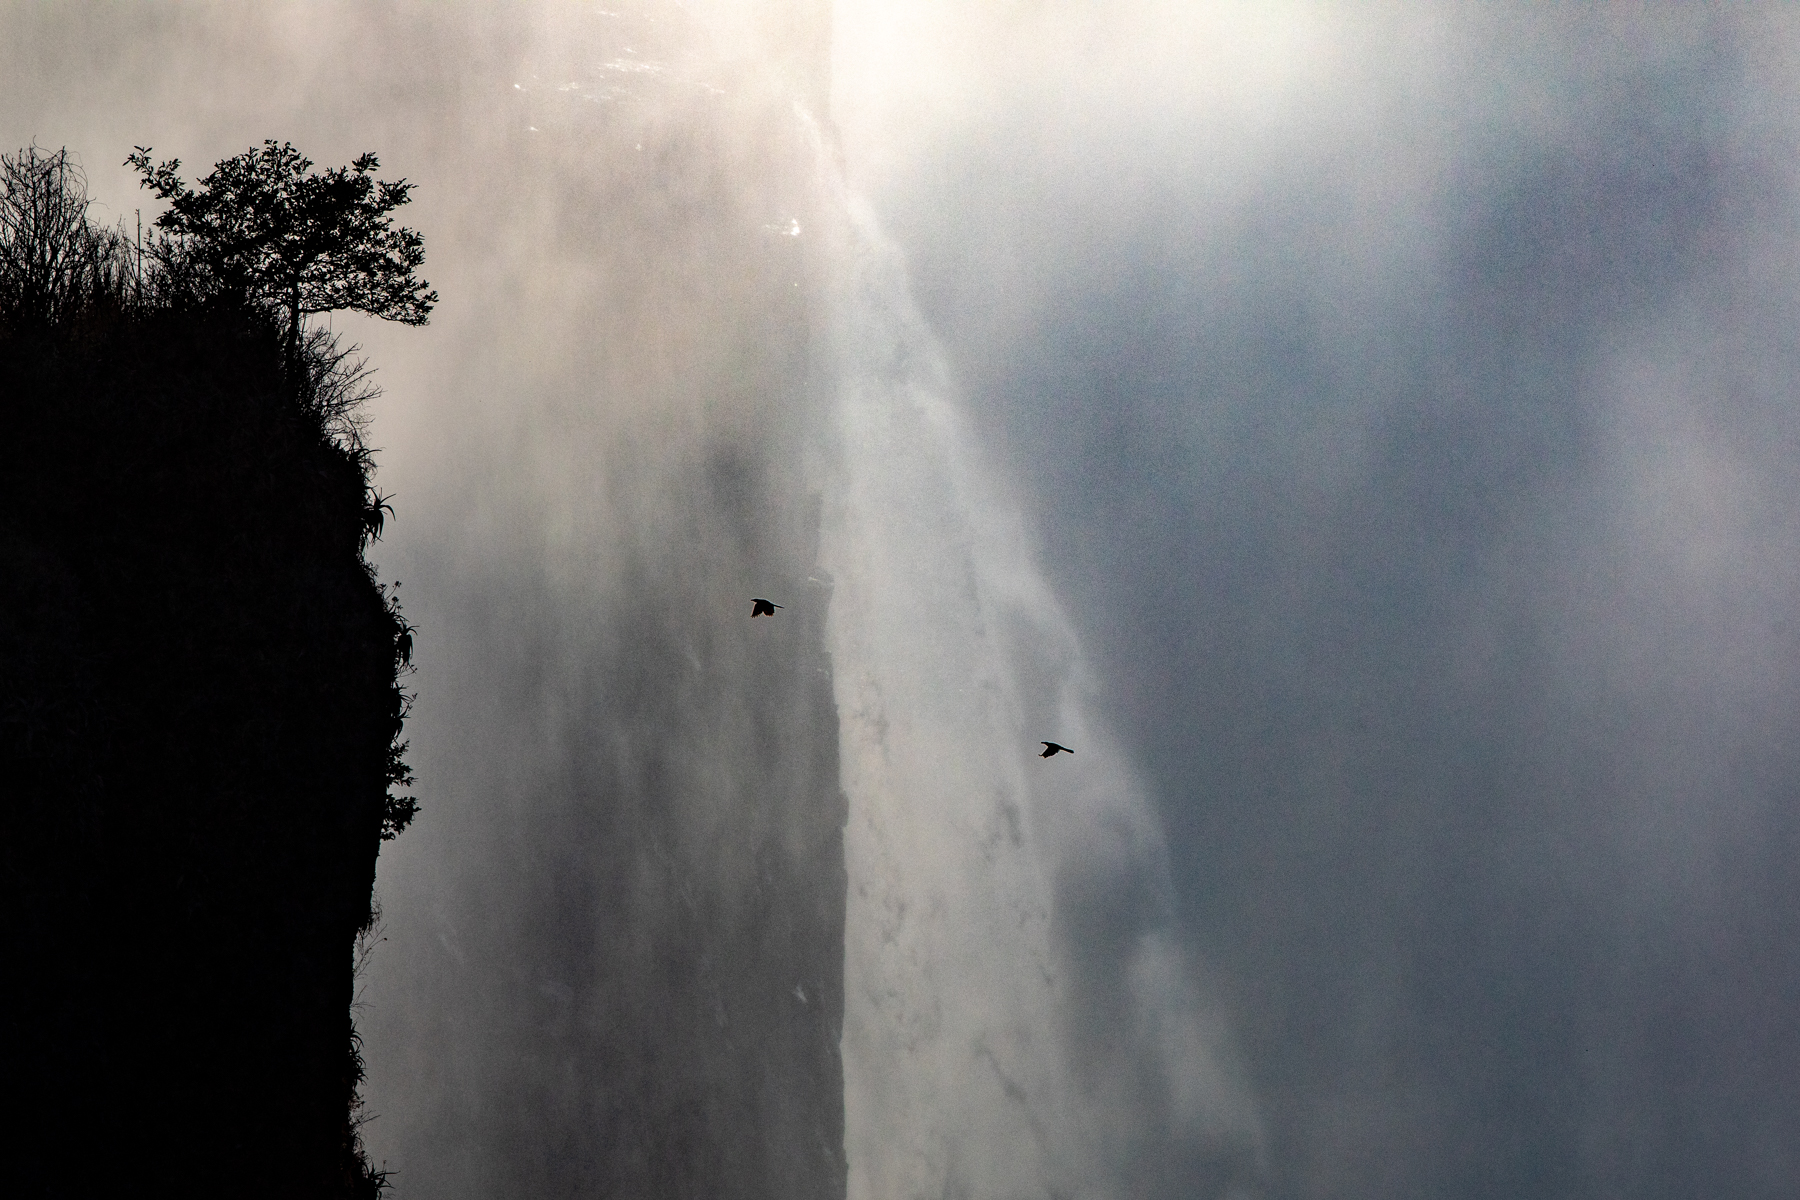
0,308 -> 406,1197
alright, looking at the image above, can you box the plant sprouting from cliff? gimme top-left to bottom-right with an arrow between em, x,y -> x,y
380,580 -> 419,843
127,140 -> 436,370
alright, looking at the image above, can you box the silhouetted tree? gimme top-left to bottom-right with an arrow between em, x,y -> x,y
127,140 -> 436,370
0,144 -> 135,323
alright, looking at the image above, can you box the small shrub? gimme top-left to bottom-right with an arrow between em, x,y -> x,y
0,144 -> 139,324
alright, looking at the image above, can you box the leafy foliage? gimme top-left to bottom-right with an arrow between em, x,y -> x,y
128,140 -> 436,363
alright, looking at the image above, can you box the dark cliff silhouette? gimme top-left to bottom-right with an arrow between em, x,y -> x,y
1,145 -> 414,1197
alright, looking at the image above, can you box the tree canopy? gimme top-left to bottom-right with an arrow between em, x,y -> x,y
127,140 -> 436,364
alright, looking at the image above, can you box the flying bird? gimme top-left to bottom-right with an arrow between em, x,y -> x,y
751,598 -> 783,617
1040,742 -> 1073,758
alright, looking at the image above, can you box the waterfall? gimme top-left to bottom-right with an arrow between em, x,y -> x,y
813,133 -> 1263,1199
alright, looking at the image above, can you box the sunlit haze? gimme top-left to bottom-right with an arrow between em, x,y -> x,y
6,3 -> 1800,1198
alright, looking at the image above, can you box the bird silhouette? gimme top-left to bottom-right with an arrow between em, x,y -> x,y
1040,742 -> 1072,758
751,598 -> 783,617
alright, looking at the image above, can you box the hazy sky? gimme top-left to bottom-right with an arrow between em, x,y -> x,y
828,5 -> 1800,1197
7,4 -> 1800,1198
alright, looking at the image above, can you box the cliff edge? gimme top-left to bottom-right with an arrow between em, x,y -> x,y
1,149 -> 412,1198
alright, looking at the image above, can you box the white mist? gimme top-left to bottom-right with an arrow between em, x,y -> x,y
814,160 -> 1262,1196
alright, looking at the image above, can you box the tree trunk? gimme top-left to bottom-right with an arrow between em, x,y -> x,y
287,282 -> 301,380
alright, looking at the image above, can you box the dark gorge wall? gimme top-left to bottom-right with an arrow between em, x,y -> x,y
0,308 -> 406,1197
